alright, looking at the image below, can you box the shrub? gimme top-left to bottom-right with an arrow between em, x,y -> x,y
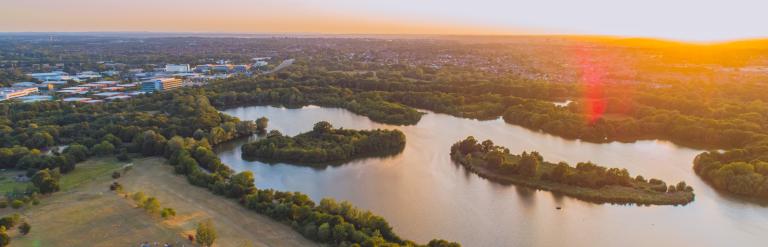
10,200 -> 23,209
161,208 -> 176,219
18,222 -> 30,235
109,182 -> 123,192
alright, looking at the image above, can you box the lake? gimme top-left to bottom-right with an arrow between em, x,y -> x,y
217,105 -> 768,247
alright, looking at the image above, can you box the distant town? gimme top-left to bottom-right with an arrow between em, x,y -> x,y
0,58 -> 274,103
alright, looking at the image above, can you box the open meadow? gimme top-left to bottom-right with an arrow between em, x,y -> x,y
2,157 -> 313,247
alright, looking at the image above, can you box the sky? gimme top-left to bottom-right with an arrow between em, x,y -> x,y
1,0 -> 767,42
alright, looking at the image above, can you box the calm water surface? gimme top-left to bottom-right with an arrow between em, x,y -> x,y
217,105 -> 767,247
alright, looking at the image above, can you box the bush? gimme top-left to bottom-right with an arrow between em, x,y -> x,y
0,214 -> 19,229
112,171 -> 121,179
10,200 -> 23,209
109,182 -> 123,192
161,208 -> 176,218
117,149 -> 131,162
143,197 -> 160,213
132,192 -> 147,206
18,222 -> 30,235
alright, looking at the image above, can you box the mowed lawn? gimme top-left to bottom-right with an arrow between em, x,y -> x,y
6,157 -> 315,247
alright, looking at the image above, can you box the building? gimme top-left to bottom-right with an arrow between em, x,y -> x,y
62,97 -> 92,102
93,81 -> 119,86
18,95 -> 53,103
12,82 -> 37,88
40,81 -> 69,88
165,64 -> 191,73
81,83 -> 108,89
27,71 -> 70,81
57,86 -> 89,94
75,71 -> 102,81
141,78 -> 183,92
92,92 -> 123,98
101,70 -> 120,77
0,87 -> 39,101
105,95 -> 132,101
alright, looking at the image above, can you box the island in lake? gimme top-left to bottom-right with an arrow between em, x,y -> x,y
241,121 -> 406,164
450,136 -> 695,205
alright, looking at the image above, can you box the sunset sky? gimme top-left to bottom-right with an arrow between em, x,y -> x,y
1,0 -> 766,41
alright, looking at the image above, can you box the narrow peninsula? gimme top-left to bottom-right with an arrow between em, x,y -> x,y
242,121 -> 406,164
450,136 -> 695,205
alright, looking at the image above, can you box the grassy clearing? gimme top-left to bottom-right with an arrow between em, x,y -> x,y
6,157 -> 313,247
59,158 -> 122,191
0,170 -> 30,194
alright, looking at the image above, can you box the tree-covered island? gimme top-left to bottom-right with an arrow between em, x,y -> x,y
450,136 -> 695,205
241,121 -> 406,165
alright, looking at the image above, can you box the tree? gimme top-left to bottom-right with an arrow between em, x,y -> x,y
313,121 -> 333,133
317,222 -> 331,242
10,200 -> 22,209
256,117 -> 269,131
132,192 -> 147,206
63,144 -> 89,162
332,222 -> 353,243
229,171 -> 256,198
0,226 -> 9,247
143,197 -> 160,213
196,219 -> 217,247
31,169 -> 60,194
57,154 -> 76,174
91,141 -> 115,156
518,152 -> 540,177
161,208 -> 176,218
25,132 -> 54,149
481,140 -> 495,153
428,239 -> 461,247
18,222 -> 30,235
0,214 -> 19,229
484,150 -> 507,169
116,149 -> 130,161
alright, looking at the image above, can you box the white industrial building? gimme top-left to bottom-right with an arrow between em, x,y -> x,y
165,64 -> 191,73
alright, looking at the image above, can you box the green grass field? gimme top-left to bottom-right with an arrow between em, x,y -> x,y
0,170 -> 31,194
59,158 -> 122,191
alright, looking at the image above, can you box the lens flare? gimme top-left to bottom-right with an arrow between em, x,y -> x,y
575,47 -> 606,124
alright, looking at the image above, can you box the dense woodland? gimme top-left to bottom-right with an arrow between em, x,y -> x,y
242,121 -> 406,164
450,136 -> 695,205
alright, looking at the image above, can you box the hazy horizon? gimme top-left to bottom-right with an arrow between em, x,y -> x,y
3,0 -> 768,42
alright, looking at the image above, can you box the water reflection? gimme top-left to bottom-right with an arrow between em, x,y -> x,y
217,105 -> 768,247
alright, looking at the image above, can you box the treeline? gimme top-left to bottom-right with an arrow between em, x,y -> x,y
242,121 -> 406,164
451,136 -> 694,205
694,143 -> 768,199
206,81 -> 423,125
